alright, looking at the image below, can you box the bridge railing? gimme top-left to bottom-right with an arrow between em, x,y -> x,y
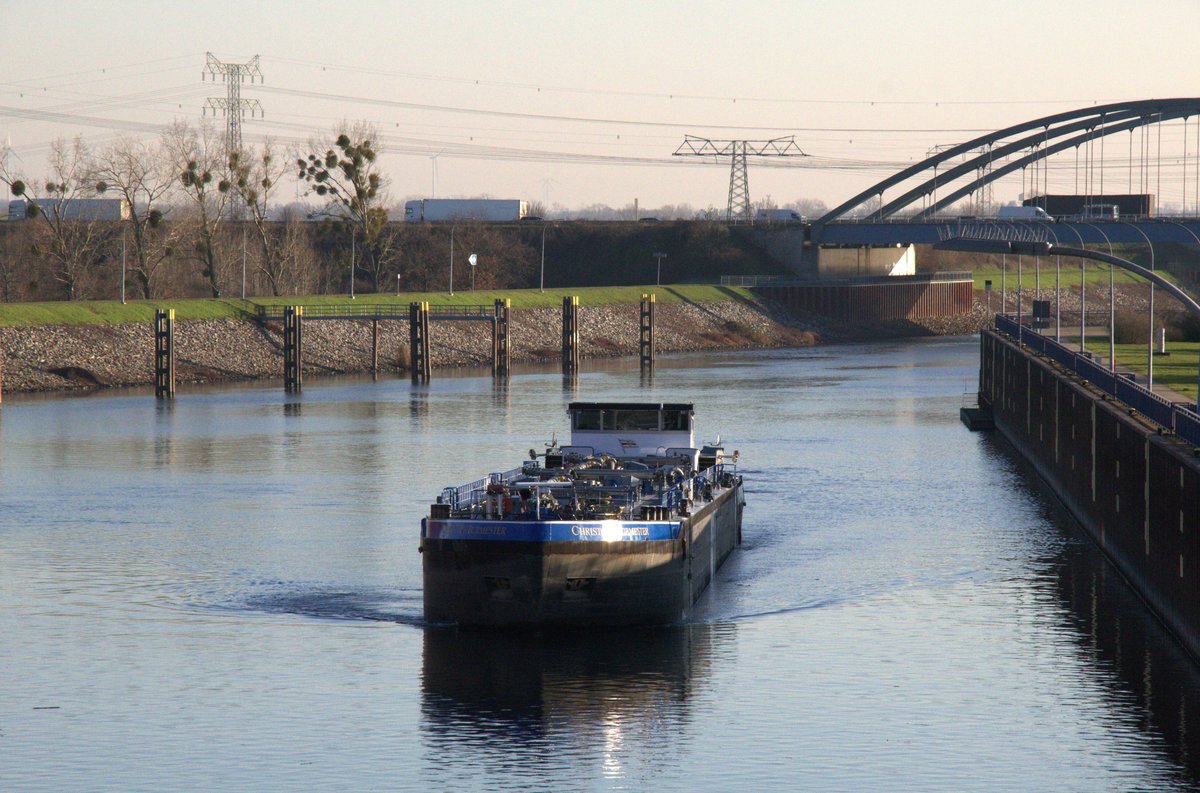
723,272 -> 973,288
994,313 -> 1200,446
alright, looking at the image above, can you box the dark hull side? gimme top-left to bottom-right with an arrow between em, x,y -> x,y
422,482 -> 744,627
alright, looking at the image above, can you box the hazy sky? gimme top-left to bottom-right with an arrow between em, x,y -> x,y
3,0 -> 1198,214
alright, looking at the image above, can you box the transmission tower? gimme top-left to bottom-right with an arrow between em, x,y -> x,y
674,135 -> 806,222
203,52 -> 262,217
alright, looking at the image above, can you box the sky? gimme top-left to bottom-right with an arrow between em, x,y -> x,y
2,0 -> 1199,215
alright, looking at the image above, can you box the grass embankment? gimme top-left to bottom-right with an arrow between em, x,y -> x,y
0,285 -> 755,328
967,265 -> 1153,292
1077,338 -> 1200,401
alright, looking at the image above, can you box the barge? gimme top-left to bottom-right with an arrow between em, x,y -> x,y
420,402 -> 745,627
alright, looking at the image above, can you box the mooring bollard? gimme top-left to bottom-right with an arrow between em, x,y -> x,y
640,293 -> 655,370
284,305 -> 304,393
372,318 -> 379,379
493,299 -> 511,378
409,301 -> 431,383
562,295 -> 580,375
154,308 -> 175,399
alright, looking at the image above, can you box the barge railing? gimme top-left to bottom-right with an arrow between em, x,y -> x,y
438,462 -> 739,520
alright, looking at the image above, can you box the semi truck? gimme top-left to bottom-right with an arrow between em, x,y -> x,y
403,199 -> 528,223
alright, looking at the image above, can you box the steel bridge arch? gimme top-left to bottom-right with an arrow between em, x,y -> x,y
813,98 -> 1200,234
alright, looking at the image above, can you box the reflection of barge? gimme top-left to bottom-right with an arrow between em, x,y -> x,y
421,402 -> 745,627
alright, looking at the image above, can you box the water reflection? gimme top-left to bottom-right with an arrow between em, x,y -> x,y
420,624 -> 730,779
561,373 -> 578,399
491,377 -> 510,412
1053,533 -> 1200,784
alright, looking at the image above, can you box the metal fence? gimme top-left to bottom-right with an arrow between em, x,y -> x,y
994,313 -> 1200,446
254,303 -> 494,321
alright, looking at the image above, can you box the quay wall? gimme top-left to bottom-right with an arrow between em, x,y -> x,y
981,329 -> 1200,660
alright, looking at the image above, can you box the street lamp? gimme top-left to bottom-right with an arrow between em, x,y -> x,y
653,251 -> 667,286
540,223 -> 546,293
469,253 -> 477,291
120,221 -> 126,304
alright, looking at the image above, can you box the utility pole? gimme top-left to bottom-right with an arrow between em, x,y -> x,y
653,252 -> 667,286
203,52 -> 263,219
673,135 -> 806,223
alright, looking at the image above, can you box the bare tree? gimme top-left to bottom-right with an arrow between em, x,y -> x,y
166,120 -> 233,297
229,140 -> 292,296
93,135 -> 178,299
297,122 -> 392,291
0,136 -> 108,300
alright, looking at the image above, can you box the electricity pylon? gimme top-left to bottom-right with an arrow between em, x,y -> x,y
674,135 -> 806,222
203,53 -> 262,218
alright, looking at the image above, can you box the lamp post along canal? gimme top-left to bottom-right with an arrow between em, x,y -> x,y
653,252 -> 667,286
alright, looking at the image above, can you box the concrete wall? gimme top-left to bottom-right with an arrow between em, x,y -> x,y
817,245 -> 916,278
758,278 -> 973,321
981,329 -> 1200,660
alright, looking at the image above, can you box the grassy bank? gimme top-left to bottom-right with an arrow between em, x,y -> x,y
1080,338 -> 1200,401
0,285 -> 754,328
967,264 -> 1156,292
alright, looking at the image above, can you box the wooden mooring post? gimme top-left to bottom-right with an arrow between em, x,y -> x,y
409,301 -> 431,383
562,295 -> 580,375
154,308 -> 175,399
371,318 -> 379,379
639,293 -> 655,370
283,305 -> 304,393
492,298 -> 511,378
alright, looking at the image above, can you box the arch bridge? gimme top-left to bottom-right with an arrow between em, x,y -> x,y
810,98 -> 1200,248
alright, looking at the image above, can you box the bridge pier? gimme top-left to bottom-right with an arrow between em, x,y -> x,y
410,301 -> 431,383
639,293 -> 655,370
283,306 -> 303,393
562,295 -> 580,375
154,308 -> 175,399
492,299 -> 510,378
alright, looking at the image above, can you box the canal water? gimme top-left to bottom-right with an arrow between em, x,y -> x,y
3,337 -> 1200,791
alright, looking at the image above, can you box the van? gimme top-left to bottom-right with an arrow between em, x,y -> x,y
1080,204 -> 1119,221
755,209 -> 806,223
997,205 -> 1054,222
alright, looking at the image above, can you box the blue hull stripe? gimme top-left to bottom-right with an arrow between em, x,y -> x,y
425,519 -> 681,542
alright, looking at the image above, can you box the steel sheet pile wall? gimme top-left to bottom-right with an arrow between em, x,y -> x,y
759,280 -> 971,321
981,330 -> 1200,659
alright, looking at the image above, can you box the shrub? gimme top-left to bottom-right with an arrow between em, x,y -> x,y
1111,309 -> 1150,344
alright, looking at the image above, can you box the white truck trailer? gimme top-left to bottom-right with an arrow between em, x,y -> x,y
8,197 -> 131,221
403,199 -> 528,223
